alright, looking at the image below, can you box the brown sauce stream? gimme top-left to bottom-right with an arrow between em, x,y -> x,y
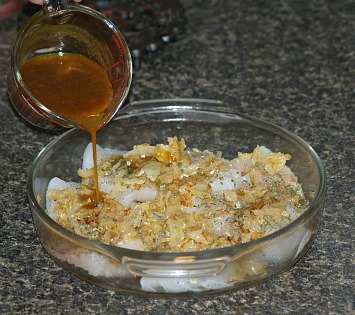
20,53 -> 114,204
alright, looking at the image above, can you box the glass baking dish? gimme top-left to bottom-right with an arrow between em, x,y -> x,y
28,98 -> 326,297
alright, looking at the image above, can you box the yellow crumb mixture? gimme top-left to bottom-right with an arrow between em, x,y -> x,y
47,137 -> 308,252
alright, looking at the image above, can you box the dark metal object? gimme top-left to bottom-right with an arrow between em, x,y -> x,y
83,0 -> 186,68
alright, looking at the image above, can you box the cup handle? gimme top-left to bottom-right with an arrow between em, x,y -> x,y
44,0 -> 71,12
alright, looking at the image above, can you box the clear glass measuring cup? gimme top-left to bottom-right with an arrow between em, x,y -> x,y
8,0 -> 132,129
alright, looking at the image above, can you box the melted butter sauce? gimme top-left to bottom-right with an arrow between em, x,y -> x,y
20,53 -> 114,203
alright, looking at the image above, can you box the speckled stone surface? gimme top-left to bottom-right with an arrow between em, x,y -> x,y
0,1 -> 354,314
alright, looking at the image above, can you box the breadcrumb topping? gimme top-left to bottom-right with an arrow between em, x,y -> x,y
46,137 -> 308,252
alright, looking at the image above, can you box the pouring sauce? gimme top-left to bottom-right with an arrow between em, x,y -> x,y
20,53 -> 114,203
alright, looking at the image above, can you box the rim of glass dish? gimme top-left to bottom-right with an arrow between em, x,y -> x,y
12,2 -> 132,129
27,98 -> 327,260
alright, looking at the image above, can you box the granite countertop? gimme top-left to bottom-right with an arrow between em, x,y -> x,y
0,1 -> 353,314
